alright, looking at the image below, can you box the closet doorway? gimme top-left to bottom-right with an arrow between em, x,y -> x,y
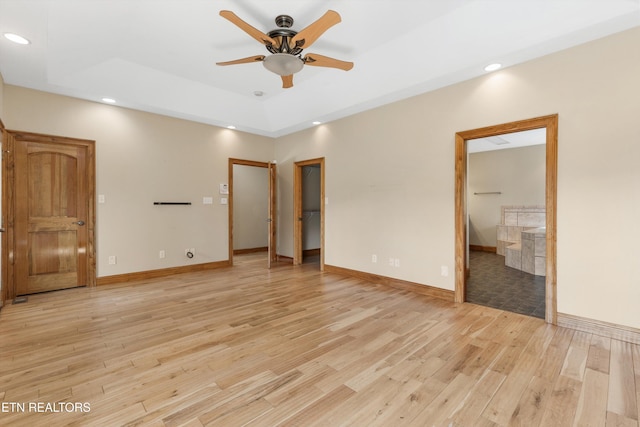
228,159 -> 276,268
454,115 -> 558,324
293,158 -> 324,269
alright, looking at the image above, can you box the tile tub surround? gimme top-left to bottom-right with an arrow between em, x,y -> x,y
497,206 -> 546,276
501,205 -> 546,226
522,227 -> 546,276
497,205 -> 546,255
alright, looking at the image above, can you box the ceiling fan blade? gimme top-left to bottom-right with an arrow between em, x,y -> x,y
303,53 -> 353,71
290,10 -> 341,49
219,10 -> 277,46
216,55 -> 265,66
282,75 -> 294,89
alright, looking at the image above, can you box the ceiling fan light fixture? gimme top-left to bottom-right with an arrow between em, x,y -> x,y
263,53 -> 304,76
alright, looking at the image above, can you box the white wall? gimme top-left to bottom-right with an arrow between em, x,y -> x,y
468,144 -> 546,247
233,164 -> 269,250
276,27 -> 640,329
3,87 -> 274,277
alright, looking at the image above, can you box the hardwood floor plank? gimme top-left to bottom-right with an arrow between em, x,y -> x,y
0,254 -> 639,426
560,330 -> 591,381
574,368 -> 610,427
538,375 -> 582,426
447,369 -> 506,426
277,384 -> 356,426
587,334 -> 612,374
608,339 -> 639,421
482,321 -> 551,425
634,344 -> 640,426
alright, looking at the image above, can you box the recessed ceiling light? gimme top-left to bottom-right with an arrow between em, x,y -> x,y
4,33 -> 30,45
312,121 -> 322,125
253,91 -> 264,97
101,97 -> 116,104
227,125 -> 236,130
484,63 -> 502,72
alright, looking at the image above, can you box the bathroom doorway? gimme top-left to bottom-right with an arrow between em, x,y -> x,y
466,130 -> 546,318
454,115 -> 558,324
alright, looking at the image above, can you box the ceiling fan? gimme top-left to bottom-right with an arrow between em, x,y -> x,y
216,9 -> 354,89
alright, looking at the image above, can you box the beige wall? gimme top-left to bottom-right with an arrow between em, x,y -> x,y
233,164 -> 269,251
276,27 -> 640,329
2,27 -> 639,330
3,87 -> 274,276
468,144 -> 546,247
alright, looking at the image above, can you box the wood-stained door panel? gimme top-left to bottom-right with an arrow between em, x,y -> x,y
3,131 -> 95,300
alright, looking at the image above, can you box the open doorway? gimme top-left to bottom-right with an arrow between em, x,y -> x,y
293,158 -> 325,269
455,115 -> 558,324
466,129 -> 546,318
228,159 -> 277,268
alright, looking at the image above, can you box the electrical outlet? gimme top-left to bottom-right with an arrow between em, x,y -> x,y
441,265 -> 449,277
159,250 -> 165,259
389,258 -> 395,266
372,254 -> 377,263
108,255 -> 117,265
394,258 -> 400,267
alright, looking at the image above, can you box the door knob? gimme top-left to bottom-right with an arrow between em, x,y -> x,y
73,220 -> 85,226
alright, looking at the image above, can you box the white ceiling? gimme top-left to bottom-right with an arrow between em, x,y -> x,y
1,0 -> 639,138
468,128 -> 546,153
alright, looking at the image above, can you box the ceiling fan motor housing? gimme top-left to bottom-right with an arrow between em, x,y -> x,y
265,14 -> 306,56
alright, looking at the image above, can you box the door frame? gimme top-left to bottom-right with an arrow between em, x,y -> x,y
0,120 -> 5,306
293,158 -> 325,269
228,158 -> 277,267
2,130 -> 96,302
455,115 -> 558,324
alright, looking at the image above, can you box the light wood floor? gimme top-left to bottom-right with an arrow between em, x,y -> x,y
1,253 -> 638,426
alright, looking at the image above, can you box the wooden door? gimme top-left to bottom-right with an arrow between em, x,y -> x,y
7,131 -> 95,296
267,162 -> 277,268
